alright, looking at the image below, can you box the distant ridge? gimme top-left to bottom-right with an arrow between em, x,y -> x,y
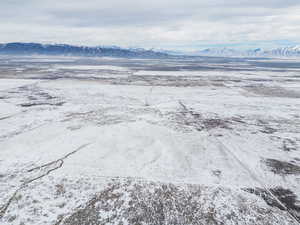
197,46 -> 300,58
0,42 -> 168,58
1,42 -> 300,59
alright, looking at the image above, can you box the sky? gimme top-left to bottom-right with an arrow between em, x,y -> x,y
1,0 -> 300,51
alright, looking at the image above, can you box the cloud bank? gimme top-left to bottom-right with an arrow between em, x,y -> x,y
1,0 -> 300,50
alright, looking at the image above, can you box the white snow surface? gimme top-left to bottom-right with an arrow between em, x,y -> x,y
0,56 -> 299,225
54,65 -> 129,71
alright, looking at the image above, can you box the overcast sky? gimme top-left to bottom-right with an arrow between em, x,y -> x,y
1,0 -> 300,50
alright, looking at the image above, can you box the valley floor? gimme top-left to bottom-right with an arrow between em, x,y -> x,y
0,56 -> 299,225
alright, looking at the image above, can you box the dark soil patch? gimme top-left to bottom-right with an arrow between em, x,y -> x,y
260,126 -> 277,134
202,118 -> 230,130
245,187 -> 300,221
60,180 -> 293,225
264,159 -> 300,175
20,102 -> 65,107
17,85 -> 57,102
170,102 -> 232,132
283,139 -> 298,152
244,85 -> 300,98
37,92 -> 56,100
170,111 -> 231,132
62,182 -> 212,225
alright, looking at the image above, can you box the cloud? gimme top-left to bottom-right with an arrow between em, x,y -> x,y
1,0 -> 300,50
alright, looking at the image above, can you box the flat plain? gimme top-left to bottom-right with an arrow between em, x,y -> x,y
0,55 -> 299,225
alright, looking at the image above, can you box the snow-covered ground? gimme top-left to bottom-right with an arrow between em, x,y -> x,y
0,56 -> 299,224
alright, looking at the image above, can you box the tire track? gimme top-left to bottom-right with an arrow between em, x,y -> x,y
0,143 -> 91,220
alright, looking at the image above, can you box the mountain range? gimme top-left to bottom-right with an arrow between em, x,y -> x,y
0,42 -> 300,58
197,46 -> 300,57
0,42 -> 168,58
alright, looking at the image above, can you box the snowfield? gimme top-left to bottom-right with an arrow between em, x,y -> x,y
0,56 -> 299,225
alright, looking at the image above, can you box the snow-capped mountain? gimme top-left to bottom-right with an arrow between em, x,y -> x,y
1,42 -> 300,58
264,46 -> 300,57
198,48 -> 240,57
0,42 -> 168,58
197,46 -> 300,58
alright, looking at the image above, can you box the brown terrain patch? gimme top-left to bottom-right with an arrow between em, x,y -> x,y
244,85 -> 300,98
245,187 -> 300,222
59,180 -> 296,225
264,159 -> 300,175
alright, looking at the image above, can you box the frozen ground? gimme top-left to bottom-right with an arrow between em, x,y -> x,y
0,55 -> 299,225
